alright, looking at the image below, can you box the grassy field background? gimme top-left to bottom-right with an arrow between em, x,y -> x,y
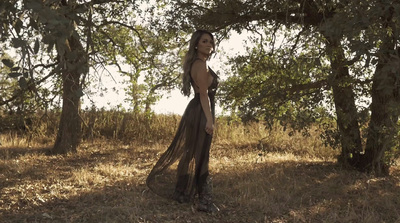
0,112 -> 399,222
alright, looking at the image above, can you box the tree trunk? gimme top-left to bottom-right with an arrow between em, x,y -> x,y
362,59 -> 398,176
325,37 -> 363,166
52,35 -> 87,154
361,15 -> 400,176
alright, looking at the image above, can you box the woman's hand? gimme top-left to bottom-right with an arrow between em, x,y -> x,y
205,119 -> 214,135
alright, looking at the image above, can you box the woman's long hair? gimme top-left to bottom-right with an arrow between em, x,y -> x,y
181,30 -> 215,97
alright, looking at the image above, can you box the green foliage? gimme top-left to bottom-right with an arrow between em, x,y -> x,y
220,42 -> 330,130
1,58 -> 14,68
0,54 -> 37,116
92,23 -> 186,112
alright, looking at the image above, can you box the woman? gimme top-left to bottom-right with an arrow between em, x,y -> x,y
146,30 -> 219,213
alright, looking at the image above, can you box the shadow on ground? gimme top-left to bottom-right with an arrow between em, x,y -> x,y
1,142 -> 399,223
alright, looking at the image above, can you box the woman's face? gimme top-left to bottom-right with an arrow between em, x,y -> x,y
196,33 -> 214,57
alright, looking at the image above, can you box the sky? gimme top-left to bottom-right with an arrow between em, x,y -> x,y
81,31 -> 249,115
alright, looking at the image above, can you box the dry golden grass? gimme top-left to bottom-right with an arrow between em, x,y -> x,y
0,118 -> 399,223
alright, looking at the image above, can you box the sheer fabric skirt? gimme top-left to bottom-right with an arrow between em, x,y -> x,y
146,93 -> 214,201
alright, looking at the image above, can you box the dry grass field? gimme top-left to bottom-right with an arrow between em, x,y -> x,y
0,114 -> 399,223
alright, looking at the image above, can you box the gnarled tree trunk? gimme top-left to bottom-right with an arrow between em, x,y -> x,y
362,10 -> 400,176
363,56 -> 399,176
325,37 -> 363,166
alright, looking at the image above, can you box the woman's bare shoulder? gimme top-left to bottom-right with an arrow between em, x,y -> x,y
191,59 -> 207,74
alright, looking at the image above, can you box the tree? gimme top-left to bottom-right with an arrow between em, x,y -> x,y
163,0 -> 400,175
1,0 -> 141,154
361,3 -> 400,175
93,24 -> 186,113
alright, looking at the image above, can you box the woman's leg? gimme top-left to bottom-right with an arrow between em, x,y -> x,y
173,148 -> 193,203
195,135 -> 219,212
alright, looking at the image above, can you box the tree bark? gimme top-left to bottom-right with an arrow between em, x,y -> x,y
363,57 -> 398,176
325,37 -> 363,166
362,10 -> 400,176
52,35 -> 87,154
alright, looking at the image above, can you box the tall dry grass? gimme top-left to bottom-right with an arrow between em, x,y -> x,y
0,111 -> 399,222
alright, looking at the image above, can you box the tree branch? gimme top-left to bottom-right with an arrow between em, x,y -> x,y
0,63 -> 58,106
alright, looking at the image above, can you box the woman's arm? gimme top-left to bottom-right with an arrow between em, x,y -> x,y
191,60 -> 214,135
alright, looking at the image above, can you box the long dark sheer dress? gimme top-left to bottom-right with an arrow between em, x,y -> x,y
146,66 -> 219,203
